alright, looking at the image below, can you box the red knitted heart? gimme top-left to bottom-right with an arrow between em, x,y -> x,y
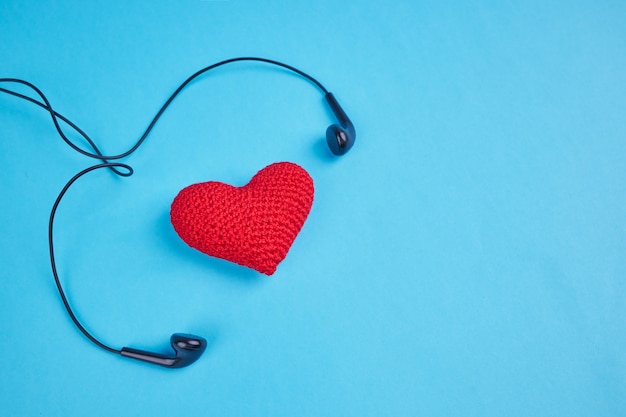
170,162 -> 314,275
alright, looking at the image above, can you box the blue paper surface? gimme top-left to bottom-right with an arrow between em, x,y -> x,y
1,1 -> 625,416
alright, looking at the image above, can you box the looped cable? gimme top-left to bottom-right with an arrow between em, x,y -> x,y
0,81 -> 129,176
0,57 -> 329,165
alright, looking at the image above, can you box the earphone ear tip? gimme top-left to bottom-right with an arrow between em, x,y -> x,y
326,124 -> 354,156
171,333 -> 207,350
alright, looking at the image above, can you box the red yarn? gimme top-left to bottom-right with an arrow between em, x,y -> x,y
170,162 -> 314,275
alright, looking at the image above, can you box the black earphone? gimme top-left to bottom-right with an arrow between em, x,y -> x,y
1,57 -> 355,368
324,92 -> 355,155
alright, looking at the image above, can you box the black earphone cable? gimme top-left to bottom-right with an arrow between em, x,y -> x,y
49,163 -> 133,355
2,57 -> 330,357
0,57 -> 329,168
0,84 -> 130,177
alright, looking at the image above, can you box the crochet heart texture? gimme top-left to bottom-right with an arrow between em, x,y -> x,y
170,162 -> 314,275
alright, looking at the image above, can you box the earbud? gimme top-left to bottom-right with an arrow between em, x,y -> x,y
325,92 -> 356,156
121,333 -> 207,368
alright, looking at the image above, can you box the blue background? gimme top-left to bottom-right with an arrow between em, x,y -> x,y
1,1 -> 625,416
